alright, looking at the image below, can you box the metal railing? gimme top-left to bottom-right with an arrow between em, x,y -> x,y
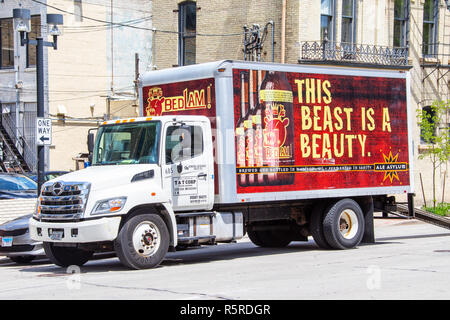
300,41 -> 409,66
0,104 -> 37,172
421,43 -> 450,65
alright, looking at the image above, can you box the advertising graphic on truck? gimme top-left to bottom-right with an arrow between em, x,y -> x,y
141,66 -> 410,194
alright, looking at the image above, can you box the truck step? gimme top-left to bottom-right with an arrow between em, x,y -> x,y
178,235 -> 216,243
176,211 -> 215,218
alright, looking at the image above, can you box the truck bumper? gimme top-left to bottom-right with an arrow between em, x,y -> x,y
29,216 -> 122,243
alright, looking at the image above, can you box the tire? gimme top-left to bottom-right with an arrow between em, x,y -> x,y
248,228 -> 292,248
322,199 -> 365,250
9,255 -> 35,264
114,213 -> 169,270
43,242 -> 93,267
309,202 -> 332,249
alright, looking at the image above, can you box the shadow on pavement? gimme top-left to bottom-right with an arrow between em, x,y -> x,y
375,232 -> 450,242
11,231 -> 450,274
15,240 -> 322,274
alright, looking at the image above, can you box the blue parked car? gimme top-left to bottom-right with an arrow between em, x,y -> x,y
0,214 -> 44,263
0,173 -> 37,200
25,171 -> 69,183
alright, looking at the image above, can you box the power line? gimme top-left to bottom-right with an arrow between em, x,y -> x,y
0,85 -> 134,100
63,17 -> 152,34
30,0 -> 243,37
59,0 -> 152,15
31,0 -> 149,29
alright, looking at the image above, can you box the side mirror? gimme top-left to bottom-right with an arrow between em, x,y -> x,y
87,132 -> 95,153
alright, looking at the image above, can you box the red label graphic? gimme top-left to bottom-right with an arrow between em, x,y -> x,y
233,69 -> 410,194
142,78 -> 218,192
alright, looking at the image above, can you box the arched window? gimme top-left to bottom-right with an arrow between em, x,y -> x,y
422,0 -> 438,56
178,1 -> 196,66
393,0 -> 409,48
341,0 -> 356,45
321,0 -> 336,41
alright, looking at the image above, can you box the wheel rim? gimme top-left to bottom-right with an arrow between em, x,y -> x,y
132,221 -> 161,257
338,209 -> 359,239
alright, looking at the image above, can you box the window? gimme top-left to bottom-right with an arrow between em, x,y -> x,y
341,0 -> 356,44
422,0 -> 438,56
165,125 -> 203,164
27,15 -> 41,67
321,0 -> 335,42
93,121 -> 161,165
393,0 -> 409,48
74,0 -> 83,22
0,18 -> 14,69
178,1 -> 196,66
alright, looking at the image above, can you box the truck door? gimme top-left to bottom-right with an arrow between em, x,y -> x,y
162,120 -> 214,211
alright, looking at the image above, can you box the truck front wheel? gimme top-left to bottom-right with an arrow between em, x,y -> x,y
43,243 -> 93,267
322,199 -> 365,250
114,213 -> 169,270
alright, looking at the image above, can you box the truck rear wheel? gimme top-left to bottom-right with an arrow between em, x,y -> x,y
309,202 -> 332,249
43,242 -> 93,267
322,199 -> 365,250
114,213 -> 169,270
248,229 -> 292,248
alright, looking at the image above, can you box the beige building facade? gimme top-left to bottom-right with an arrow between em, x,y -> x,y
47,0 -> 152,170
1,0 -> 152,172
152,0 -> 449,206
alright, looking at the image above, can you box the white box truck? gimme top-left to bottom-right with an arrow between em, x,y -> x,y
30,60 -> 413,269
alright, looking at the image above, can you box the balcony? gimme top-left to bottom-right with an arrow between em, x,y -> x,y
299,41 -> 409,68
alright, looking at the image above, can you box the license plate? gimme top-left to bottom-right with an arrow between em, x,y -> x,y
49,229 -> 64,241
1,237 -> 13,247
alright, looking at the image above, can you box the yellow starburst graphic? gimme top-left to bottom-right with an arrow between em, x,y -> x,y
382,151 -> 400,183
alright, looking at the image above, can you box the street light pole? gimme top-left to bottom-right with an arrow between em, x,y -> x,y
13,8 -> 63,193
36,37 -> 45,193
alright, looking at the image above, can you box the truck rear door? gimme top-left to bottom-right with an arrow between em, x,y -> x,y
162,119 -> 214,211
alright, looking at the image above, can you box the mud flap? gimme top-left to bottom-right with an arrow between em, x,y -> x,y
360,197 -> 375,244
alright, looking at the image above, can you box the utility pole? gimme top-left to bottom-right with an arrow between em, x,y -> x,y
134,53 -> 140,116
135,53 -> 140,99
13,8 -> 63,192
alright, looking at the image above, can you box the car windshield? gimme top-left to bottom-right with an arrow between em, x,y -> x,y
93,121 -> 161,166
0,175 -> 37,191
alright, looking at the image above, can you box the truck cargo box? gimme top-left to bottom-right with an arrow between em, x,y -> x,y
139,60 -> 413,205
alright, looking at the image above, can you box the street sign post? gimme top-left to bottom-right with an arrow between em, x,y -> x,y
36,117 -> 52,146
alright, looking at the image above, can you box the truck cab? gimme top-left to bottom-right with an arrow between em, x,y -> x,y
30,115 -> 242,269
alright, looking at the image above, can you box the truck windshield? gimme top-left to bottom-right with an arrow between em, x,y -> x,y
92,121 -> 161,166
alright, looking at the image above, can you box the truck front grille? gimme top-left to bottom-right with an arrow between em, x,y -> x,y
39,182 -> 90,221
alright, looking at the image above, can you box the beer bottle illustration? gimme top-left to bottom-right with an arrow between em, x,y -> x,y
245,70 -> 256,186
236,71 -> 248,187
251,70 -> 264,185
259,71 -> 295,185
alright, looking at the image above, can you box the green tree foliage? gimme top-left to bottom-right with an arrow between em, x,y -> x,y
417,100 -> 450,208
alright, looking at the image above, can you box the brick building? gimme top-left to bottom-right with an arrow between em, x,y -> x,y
152,0 -> 450,205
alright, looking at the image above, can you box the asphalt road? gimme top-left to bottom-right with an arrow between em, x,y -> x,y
0,217 -> 449,300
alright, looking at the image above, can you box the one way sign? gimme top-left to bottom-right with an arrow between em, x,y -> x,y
36,118 -> 52,146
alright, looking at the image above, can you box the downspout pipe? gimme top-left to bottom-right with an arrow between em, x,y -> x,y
281,0 -> 286,63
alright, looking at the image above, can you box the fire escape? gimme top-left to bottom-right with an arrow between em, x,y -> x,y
298,36 -> 410,69
0,107 -> 33,173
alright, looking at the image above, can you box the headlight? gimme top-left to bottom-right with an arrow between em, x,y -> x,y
33,185 -> 46,219
91,197 -> 127,215
34,197 -> 41,219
